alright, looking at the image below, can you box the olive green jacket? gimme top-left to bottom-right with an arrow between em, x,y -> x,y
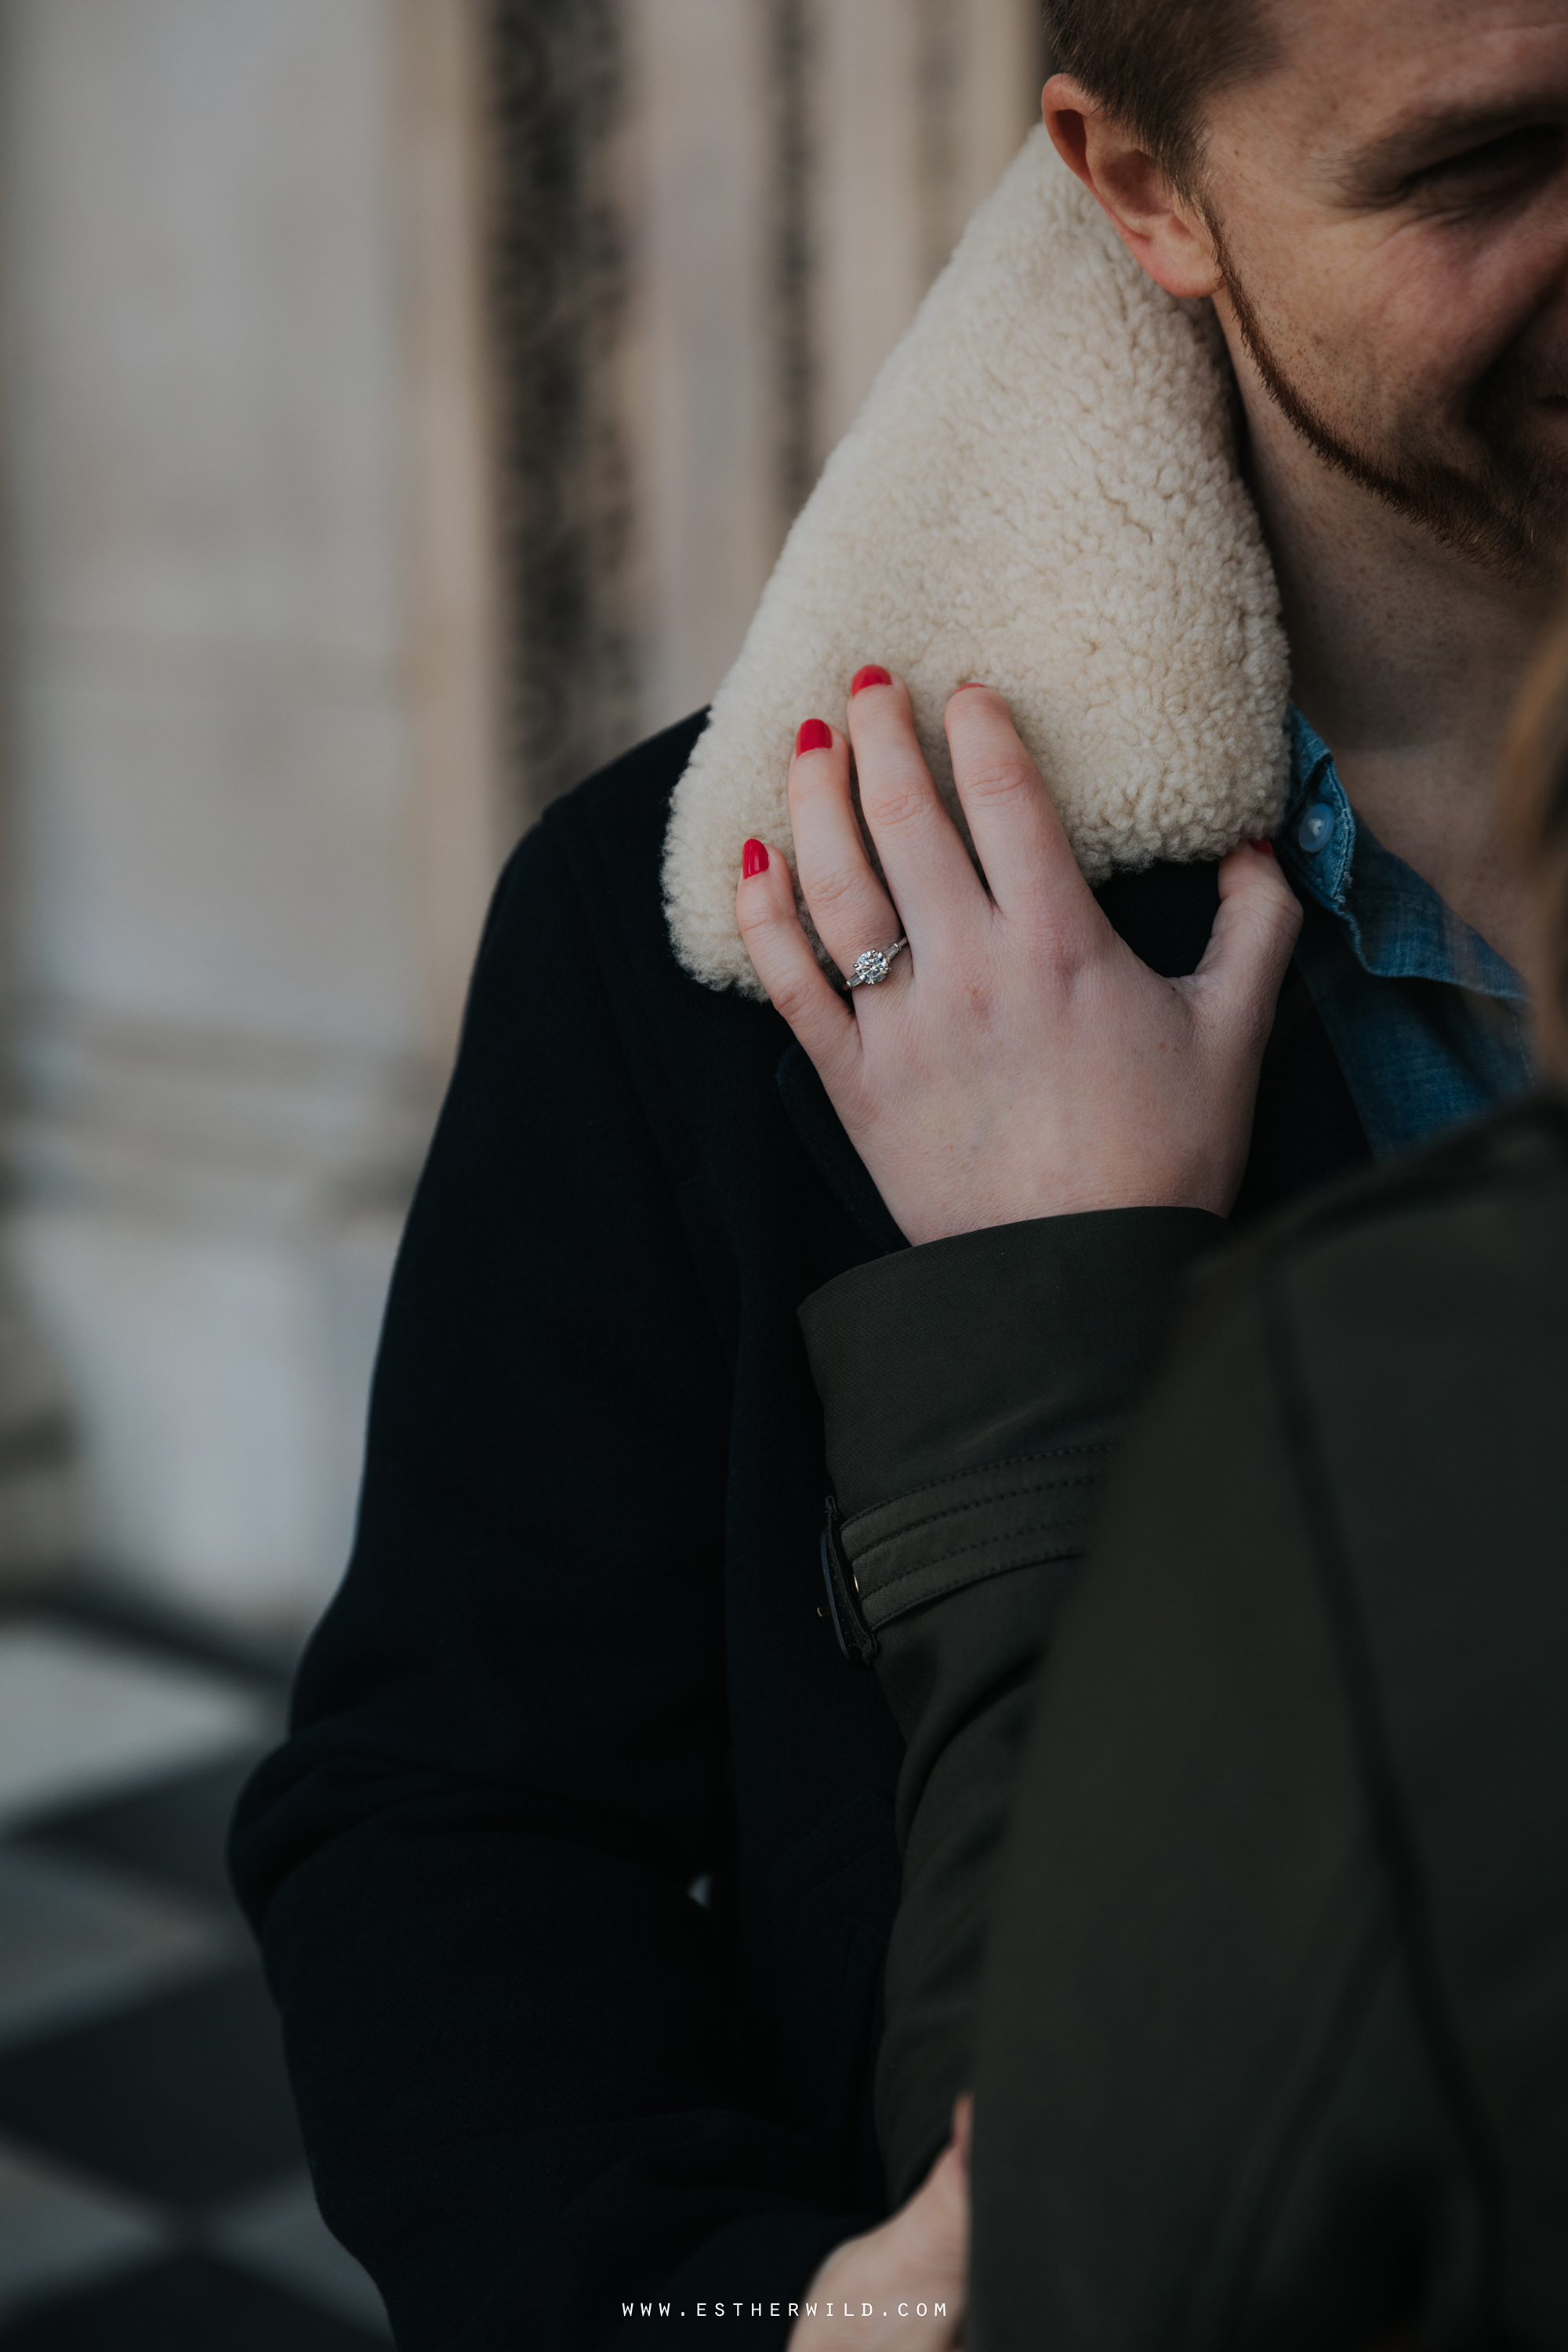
802,1092 -> 1568,2347
802,1205 -> 1229,2196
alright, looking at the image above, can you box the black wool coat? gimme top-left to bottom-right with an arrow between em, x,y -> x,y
230,712 -> 1369,2351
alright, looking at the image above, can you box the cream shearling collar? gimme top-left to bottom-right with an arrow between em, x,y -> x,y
661,128 -> 1290,1000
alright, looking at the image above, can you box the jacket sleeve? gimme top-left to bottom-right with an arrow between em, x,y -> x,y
798,1209 -> 1227,2203
230,818 -> 854,2351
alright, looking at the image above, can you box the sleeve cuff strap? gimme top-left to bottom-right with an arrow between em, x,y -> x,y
800,1205 -> 1228,1524
841,1436 -> 1114,1630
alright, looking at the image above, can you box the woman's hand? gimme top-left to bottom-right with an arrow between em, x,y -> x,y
787,2101 -> 971,2349
736,672 -> 1301,1245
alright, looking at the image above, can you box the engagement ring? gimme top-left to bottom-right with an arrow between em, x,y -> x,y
847,938 -> 908,989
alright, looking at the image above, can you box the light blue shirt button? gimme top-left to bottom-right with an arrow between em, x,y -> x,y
1298,800 -> 1336,855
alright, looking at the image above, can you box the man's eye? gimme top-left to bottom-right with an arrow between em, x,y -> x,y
1414,124 -> 1566,194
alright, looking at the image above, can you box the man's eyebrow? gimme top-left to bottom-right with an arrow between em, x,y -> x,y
1338,99 -> 1567,200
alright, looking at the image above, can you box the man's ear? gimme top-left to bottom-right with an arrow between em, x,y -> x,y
1042,73 -> 1221,301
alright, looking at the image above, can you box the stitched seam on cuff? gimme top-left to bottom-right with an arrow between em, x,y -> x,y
863,1513 -> 1097,1601
838,1441 -> 1114,1526
864,1540 -> 1087,1622
848,1472 -> 1105,1566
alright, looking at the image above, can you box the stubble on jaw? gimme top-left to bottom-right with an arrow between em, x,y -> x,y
1205,212 -> 1568,587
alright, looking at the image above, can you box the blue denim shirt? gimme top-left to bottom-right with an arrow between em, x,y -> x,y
1276,709 -> 1533,1160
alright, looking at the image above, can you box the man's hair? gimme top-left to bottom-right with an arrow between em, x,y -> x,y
1043,1 -> 1279,194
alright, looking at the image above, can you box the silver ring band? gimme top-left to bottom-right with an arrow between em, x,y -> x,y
847,938 -> 908,989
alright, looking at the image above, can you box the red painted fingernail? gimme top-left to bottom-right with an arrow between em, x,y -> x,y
742,837 -> 769,878
795,718 -> 833,756
851,665 -> 891,695
1250,837 -> 1276,856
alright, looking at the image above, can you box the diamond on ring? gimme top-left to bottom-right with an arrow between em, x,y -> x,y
848,938 -> 908,989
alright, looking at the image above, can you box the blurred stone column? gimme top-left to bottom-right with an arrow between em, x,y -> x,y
488,0 -> 1045,811
0,0 -> 1039,1633
0,0 -> 502,1635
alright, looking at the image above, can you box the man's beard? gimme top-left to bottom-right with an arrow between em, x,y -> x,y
1210,221 -> 1568,584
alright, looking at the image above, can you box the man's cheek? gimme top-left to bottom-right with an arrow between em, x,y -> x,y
1406,221 -> 1568,404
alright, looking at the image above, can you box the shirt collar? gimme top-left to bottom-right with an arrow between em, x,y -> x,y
1279,708 -> 1526,1006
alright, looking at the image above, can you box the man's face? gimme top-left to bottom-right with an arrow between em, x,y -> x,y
1196,1 -> 1568,578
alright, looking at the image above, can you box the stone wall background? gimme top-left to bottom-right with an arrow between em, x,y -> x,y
495,0 -> 1046,810
0,0 -> 1044,1642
